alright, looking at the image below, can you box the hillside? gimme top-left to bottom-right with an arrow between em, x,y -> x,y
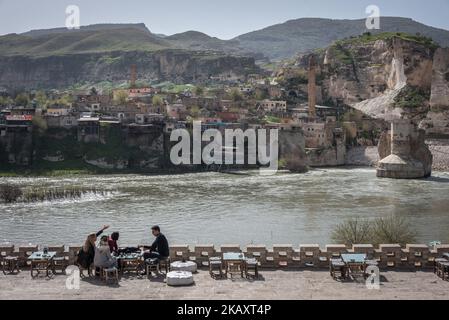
1,18 -> 448,60
0,25 -> 172,56
21,23 -> 152,37
1,18 -> 449,90
0,24 -> 259,90
165,31 -> 249,56
235,17 -> 449,60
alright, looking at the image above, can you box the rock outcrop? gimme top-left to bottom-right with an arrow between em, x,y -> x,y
419,48 -> 449,137
429,48 -> 449,108
286,35 -> 435,108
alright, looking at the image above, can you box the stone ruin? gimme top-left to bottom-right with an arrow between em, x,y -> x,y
377,119 -> 432,179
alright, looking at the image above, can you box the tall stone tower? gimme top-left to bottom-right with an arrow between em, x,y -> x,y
130,64 -> 137,88
308,55 -> 317,118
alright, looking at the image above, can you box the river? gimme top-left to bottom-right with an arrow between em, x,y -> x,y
1,168 -> 449,246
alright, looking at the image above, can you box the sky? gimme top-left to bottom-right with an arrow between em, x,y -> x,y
0,0 -> 449,39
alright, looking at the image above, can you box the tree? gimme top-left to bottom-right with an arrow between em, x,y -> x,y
58,94 -> 74,107
371,215 -> 417,246
331,215 -> 418,246
152,95 -> 164,107
331,217 -> 373,245
114,90 -> 128,106
15,93 -> 29,106
254,89 -> 268,101
34,91 -> 49,109
90,87 -> 98,96
194,86 -> 204,97
32,115 -> 48,134
229,88 -> 243,102
0,96 -> 12,107
189,105 -> 200,118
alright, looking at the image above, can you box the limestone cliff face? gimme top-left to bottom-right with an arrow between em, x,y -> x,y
420,48 -> 449,136
0,50 -> 258,91
430,48 -> 449,109
320,37 -> 434,117
0,130 -> 33,166
287,37 -> 434,108
281,35 -> 448,136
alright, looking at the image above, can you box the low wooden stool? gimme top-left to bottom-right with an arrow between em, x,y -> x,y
2,256 -> 20,275
52,257 -> 68,274
103,267 -> 119,284
244,258 -> 259,279
330,258 -> 346,280
209,257 -> 224,279
434,258 -> 447,274
159,257 -> 171,274
145,258 -> 160,278
95,266 -> 105,279
437,262 -> 449,280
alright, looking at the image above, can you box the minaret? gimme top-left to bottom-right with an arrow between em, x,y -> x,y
130,64 -> 137,88
308,55 -> 316,119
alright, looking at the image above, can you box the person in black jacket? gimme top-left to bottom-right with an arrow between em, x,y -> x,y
76,225 -> 110,271
142,225 -> 169,262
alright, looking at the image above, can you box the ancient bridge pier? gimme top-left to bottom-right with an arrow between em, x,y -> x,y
377,119 -> 432,179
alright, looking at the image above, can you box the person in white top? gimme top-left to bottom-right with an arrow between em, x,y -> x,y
94,235 -> 117,269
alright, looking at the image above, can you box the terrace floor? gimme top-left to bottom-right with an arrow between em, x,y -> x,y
1,269 -> 449,300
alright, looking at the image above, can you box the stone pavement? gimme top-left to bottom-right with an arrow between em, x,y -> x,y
1,269 -> 449,300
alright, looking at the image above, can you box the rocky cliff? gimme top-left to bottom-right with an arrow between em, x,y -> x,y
302,34 -> 435,113
279,33 -> 448,135
420,48 -> 449,137
0,49 -> 258,91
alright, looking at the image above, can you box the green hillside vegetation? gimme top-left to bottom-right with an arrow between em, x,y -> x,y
0,25 -> 243,58
328,32 -> 439,66
166,31 -> 245,55
394,86 -> 431,109
334,32 -> 439,50
0,28 -> 172,57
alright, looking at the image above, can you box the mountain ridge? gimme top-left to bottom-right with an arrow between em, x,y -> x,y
1,17 -> 448,61
234,17 -> 449,60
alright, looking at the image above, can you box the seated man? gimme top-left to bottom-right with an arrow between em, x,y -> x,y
142,225 -> 169,264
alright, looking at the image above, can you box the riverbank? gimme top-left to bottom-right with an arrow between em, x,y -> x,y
1,164 -> 448,177
0,162 -> 260,177
1,270 -> 448,300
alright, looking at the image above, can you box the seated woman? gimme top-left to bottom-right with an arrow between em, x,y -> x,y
94,235 -> 118,269
108,232 -> 119,254
76,225 -> 109,271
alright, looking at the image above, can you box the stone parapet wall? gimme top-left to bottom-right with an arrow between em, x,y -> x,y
2,243 -> 449,270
